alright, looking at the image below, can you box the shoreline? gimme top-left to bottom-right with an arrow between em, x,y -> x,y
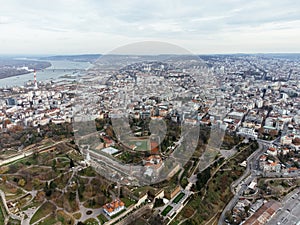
0,62 -> 52,80
0,67 -> 51,80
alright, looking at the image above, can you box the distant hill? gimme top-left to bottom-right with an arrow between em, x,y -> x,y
39,54 -> 101,62
256,53 -> 300,60
198,53 -> 300,61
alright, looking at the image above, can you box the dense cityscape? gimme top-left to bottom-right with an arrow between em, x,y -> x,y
0,53 -> 299,225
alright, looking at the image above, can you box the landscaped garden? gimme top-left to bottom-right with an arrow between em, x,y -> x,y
0,139 -> 119,225
172,192 -> 185,204
161,205 -> 173,216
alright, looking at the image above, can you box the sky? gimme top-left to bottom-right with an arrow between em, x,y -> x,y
0,0 -> 300,55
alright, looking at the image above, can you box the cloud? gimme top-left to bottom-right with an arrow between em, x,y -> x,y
0,0 -> 299,54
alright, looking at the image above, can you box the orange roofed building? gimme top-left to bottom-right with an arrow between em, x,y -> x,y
103,198 -> 125,217
143,155 -> 163,169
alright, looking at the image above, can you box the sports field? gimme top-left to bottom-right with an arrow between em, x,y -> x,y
127,139 -> 150,151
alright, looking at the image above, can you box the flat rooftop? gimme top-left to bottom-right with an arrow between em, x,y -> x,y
101,147 -> 119,155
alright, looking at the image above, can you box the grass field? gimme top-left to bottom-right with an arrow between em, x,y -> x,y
30,202 -> 56,224
173,192 -> 185,204
128,139 -> 149,151
162,205 -> 173,216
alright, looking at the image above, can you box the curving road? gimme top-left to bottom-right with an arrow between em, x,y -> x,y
218,141 -> 265,225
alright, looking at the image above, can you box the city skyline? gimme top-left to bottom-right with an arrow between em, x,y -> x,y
0,0 -> 299,55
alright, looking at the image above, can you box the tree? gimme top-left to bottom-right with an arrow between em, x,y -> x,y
258,127 -> 264,136
18,178 -> 26,187
33,151 -> 39,160
293,161 -> 300,169
244,205 -> 250,216
225,210 -> 234,223
50,181 -> 57,189
154,198 -> 164,208
196,167 -> 211,190
269,129 -> 278,138
52,159 -> 57,172
32,178 -> 41,189
69,158 -> 75,168
2,175 -> 7,183
69,191 -> 76,201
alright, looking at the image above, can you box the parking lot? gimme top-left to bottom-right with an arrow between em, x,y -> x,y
267,191 -> 300,225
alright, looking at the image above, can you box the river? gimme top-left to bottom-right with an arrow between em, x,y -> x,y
0,60 -> 93,88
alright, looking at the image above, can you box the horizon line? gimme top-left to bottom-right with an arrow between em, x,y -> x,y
1,52 -> 300,57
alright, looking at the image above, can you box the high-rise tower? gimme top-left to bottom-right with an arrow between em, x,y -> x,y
34,70 -> 38,89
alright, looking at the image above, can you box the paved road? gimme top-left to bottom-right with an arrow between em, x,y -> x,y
218,142 -> 265,225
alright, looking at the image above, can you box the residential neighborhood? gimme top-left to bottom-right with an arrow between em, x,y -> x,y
0,54 -> 299,225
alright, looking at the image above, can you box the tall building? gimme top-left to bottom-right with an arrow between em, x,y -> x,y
34,70 -> 38,90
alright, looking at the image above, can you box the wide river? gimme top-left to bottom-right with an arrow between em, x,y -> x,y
0,60 -> 93,88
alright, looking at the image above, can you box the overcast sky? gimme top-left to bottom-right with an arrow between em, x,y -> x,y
0,0 -> 299,55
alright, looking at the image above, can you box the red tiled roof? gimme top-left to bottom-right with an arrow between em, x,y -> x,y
103,199 -> 124,213
268,147 -> 276,152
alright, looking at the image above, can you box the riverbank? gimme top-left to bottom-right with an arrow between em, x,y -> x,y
0,59 -> 51,80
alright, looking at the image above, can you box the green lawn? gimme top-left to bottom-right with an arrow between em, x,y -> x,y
161,205 -> 173,216
172,192 -> 185,204
97,214 -> 108,224
30,202 -> 56,224
121,197 -> 135,207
